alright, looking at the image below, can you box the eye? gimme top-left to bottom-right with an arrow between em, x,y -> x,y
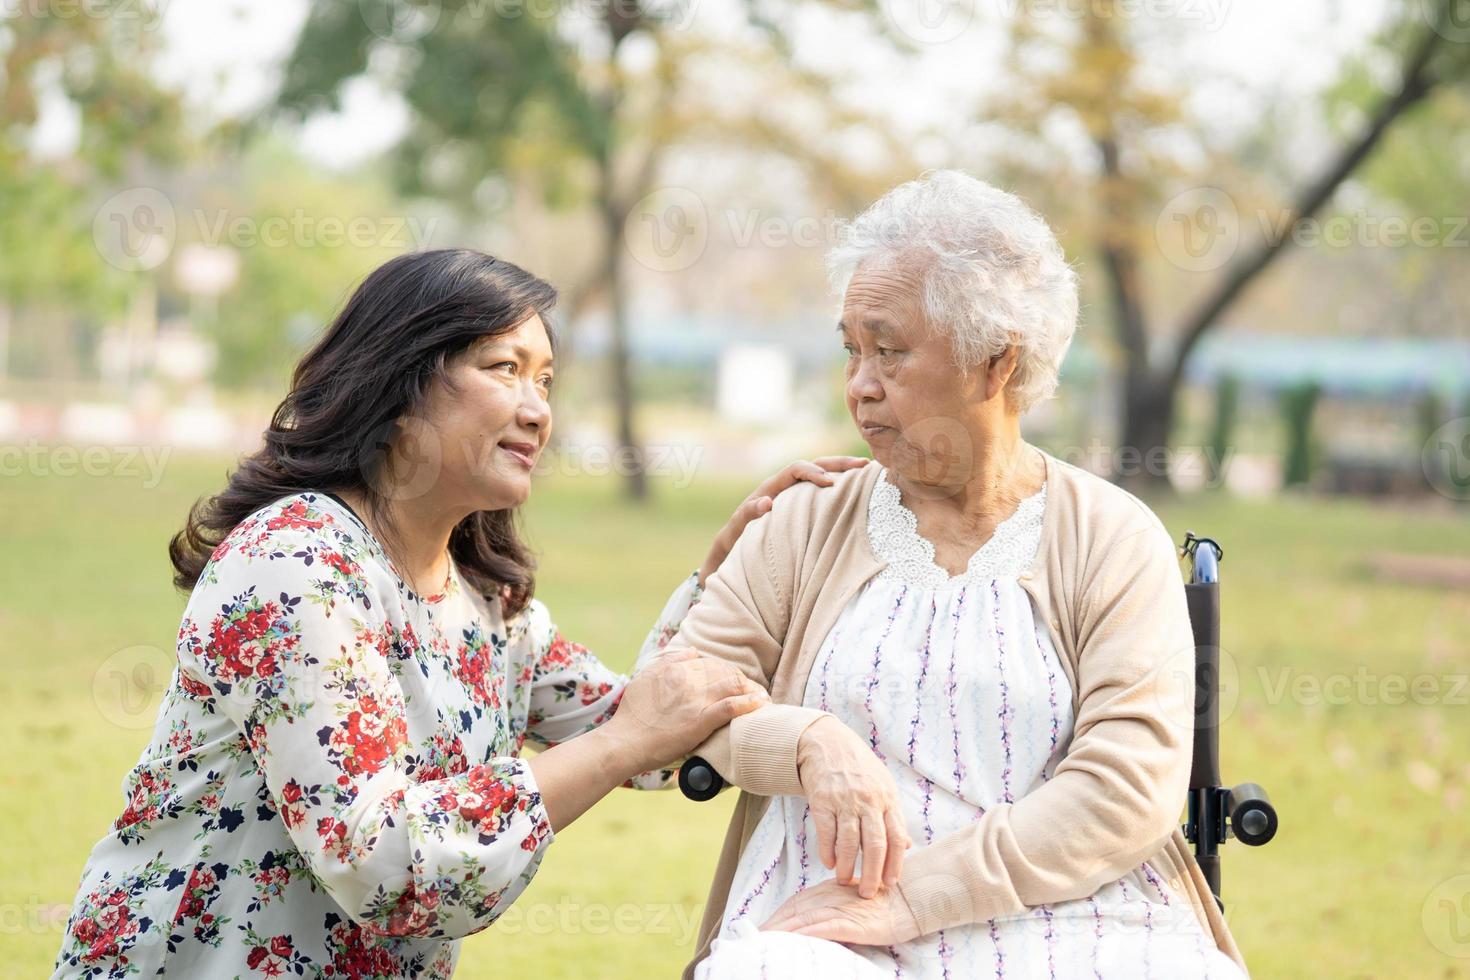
489,361 -> 517,375
537,375 -> 554,393
877,346 -> 898,358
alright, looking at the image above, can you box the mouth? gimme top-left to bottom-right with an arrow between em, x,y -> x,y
858,422 -> 892,438
498,441 -> 538,470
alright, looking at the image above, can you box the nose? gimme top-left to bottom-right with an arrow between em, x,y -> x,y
846,354 -> 883,404
517,381 -> 552,434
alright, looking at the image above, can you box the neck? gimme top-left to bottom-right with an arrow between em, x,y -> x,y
893,414 -> 1039,520
340,488 -> 464,595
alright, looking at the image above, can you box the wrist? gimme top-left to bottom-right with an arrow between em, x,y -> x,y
586,720 -> 648,783
795,715 -> 839,784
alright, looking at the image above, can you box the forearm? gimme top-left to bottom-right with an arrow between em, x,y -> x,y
527,724 -> 645,832
687,702 -> 832,796
270,757 -> 556,939
667,560 -> 823,795
895,785 -> 1179,936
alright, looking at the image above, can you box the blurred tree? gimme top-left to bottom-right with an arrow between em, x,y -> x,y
1417,388 -> 1446,491
0,3 -> 185,382
1280,380 -> 1322,488
1208,373 -> 1238,490
1330,58 -> 1470,340
273,1 -> 912,499
186,143 -> 423,389
274,1 -> 693,499
985,0 -> 1470,491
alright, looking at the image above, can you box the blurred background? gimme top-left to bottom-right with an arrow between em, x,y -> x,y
3,0 -> 1470,976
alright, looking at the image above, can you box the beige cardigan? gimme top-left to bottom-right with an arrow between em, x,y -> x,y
668,447 -> 1248,977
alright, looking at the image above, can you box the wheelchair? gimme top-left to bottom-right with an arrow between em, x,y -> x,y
678,531 -> 1277,907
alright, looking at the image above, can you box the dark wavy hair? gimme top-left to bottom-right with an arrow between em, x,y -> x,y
169,248 -> 557,616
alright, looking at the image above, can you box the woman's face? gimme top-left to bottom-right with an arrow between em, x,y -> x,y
409,313 -> 555,512
840,262 -> 994,490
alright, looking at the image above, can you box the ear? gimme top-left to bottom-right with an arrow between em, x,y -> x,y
984,346 -> 1021,402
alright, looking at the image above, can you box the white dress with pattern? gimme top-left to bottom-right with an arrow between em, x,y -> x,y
699,470 -> 1246,979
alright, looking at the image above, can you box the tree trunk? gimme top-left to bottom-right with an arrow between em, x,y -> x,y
602,190 -> 648,500
1095,132 -> 1176,495
595,59 -> 648,501
1118,369 -> 1177,497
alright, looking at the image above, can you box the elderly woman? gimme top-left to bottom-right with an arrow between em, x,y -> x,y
671,171 -> 1249,978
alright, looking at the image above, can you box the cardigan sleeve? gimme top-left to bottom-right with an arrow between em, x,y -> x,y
662,507 -> 833,797
176,515 -> 554,941
895,516 -> 1195,934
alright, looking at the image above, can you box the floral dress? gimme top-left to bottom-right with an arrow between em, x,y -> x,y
53,492 -> 702,979
700,469 -> 1245,979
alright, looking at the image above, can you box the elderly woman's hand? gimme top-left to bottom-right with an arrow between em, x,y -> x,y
760,877 -> 921,946
698,457 -> 869,586
796,715 -> 911,899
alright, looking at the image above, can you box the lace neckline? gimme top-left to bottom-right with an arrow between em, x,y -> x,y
867,469 -> 1047,588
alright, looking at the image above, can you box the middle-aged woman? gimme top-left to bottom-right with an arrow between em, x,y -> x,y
52,248 -> 867,979
668,170 -> 1250,978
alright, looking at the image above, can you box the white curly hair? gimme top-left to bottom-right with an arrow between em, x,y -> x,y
827,170 -> 1080,414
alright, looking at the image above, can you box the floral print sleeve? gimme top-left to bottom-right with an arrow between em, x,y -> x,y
637,570 -> 706,670
176,512 -> 553,943
519,570 -> 704,790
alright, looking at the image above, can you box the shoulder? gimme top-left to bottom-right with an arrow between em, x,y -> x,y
178,495 -> 393,696
1041,450 -> 1172,550
760,461 -> 880,537
1040,452 -> 1181,603
194,492 -> 388,596
503,596 -> 554,651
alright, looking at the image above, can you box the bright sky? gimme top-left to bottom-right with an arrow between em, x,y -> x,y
30,0 -> 1393,168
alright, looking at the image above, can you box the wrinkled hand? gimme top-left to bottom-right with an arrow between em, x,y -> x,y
611,651 -> 768,773
698,457 -> 869,585
760,877 -> 922,946
796,715 -> 910,898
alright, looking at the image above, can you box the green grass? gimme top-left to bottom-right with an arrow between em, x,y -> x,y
3,456 -> 1468,978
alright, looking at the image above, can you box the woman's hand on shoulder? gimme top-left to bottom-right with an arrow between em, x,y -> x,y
796,715 -> 910,899
698,457 -> 870,585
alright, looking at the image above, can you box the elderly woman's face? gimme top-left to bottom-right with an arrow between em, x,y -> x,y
840,262 -> 993,486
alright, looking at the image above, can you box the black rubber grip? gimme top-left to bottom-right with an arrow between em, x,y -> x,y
679,755 -> 725,801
